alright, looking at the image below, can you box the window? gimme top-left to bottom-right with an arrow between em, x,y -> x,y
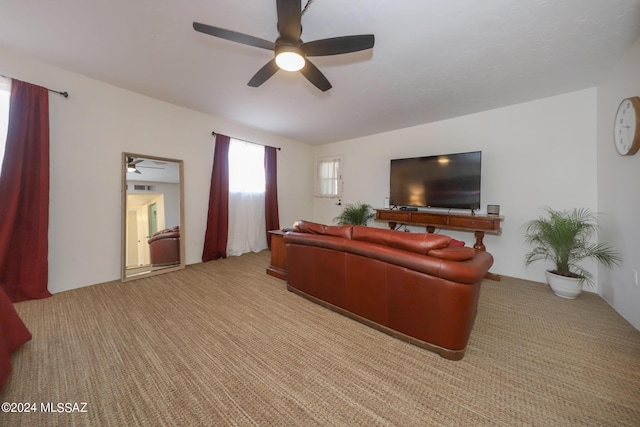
0,77 -> 10,171
228,139 -> 265,193
316,156 -> 342,197
226,138 -> 268,256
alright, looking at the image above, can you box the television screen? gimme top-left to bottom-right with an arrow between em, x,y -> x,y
389,151 -> 481,210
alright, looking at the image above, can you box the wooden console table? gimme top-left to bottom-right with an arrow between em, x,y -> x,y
375,209 -> 503,280
266,230 -> 287,280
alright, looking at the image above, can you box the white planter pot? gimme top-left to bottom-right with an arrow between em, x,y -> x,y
545,270 -> 583,299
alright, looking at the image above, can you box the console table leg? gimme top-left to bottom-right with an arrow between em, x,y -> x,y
484,272 -> 501,281
473,231 -> 486,251
473,231 -> 501,281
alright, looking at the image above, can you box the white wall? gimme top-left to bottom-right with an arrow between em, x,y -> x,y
0,45 -> 313,294
313,89 -> 599,284
4,38 -> 637,330
596,37 -> 640,330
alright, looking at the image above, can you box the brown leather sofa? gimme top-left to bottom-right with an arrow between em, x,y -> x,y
148,226 -> 180,267
284,221 -> 494,360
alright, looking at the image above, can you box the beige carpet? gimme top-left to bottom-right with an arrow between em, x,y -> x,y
1,251 -> 639,426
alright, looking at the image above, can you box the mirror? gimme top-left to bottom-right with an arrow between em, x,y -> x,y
121,152 -> 185,281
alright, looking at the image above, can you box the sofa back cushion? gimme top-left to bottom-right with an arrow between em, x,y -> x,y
427,246 -> 477,262
294,220 -> 353,239
448,238 -> 465,248
351,226 -> 450,255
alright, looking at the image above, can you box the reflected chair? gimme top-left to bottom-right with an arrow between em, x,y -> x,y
148,226 -> 180,267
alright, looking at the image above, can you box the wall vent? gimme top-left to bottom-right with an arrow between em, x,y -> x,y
133,184 -> 156,191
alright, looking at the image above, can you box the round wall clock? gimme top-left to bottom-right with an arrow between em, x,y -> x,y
614,96 -> 640,156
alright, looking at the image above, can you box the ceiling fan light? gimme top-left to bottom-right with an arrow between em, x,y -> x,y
127,165 -> 137,172
275,50 -> 305,72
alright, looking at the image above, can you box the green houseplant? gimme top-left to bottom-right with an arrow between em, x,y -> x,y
524,207 -> 621,299
334,202 -> 375,226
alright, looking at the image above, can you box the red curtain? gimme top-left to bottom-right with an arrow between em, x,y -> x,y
202,134 -> 230,261
264,146 -> 280,248
0,80 -> 52,302
0,285 -> 32,388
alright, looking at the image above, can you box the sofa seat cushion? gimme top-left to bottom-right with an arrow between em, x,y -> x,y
351,226 -> 450,255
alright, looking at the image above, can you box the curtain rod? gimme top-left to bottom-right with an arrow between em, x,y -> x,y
0,74 -> 69,98
212,131 -> 281,151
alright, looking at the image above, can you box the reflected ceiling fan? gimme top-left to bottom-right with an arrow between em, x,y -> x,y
126,157 -> 166,174
126,157 -> 143,174
193,0 -> 375,91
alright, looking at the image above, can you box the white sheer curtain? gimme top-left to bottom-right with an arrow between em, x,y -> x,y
226,139 -> 268,256
0,77 -> 10,171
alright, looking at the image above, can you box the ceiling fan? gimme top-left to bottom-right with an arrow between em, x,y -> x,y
193,0 -> 375,91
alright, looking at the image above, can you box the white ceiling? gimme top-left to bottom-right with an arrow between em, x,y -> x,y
1,0 -> 639,145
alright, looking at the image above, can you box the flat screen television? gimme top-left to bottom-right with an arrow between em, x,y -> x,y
389,151 -> 481,210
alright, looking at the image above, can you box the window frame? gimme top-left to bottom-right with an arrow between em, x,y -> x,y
315,155 -> 343,198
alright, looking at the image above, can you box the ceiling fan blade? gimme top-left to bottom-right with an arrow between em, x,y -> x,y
193,22 -> 275,50
300,60 -> 332,92
303,35 -> 375,56
248,59 -> 280,87
276,0 -> 302,40
134,169 -> 142,175
127,157 -> 143,166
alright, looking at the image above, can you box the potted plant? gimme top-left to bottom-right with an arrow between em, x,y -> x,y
334,202 -> 375,226
524,207 -> 621,299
